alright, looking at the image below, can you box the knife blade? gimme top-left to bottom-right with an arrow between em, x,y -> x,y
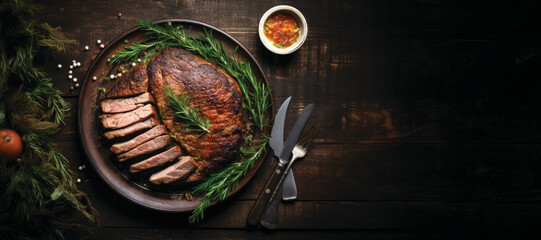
247,103 -> 314,227
279,103 -> 314,163
268,97 -> 298,201
269,97 -> 291,158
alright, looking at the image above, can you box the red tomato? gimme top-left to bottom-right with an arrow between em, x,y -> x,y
0,129 -> 23,161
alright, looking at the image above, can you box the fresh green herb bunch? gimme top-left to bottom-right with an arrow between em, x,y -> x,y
0,0 -> 98,239
164,86 -> 210,134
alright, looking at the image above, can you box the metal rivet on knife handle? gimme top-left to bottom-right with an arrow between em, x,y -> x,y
247,163 -> 288,227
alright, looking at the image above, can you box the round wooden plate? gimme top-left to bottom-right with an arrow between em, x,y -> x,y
78,19 -> 273,212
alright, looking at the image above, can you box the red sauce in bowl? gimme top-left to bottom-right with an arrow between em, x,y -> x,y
263,13 -> 300,49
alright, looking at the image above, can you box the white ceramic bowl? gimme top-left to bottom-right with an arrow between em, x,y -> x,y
258,5 -> 308,55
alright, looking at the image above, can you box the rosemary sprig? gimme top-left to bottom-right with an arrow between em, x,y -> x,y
188,136 -> 269,224
109,41 -> 155,65
109,40 -> 172,66
164,86 -> 210,133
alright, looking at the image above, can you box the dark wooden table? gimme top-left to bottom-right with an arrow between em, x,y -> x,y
38,0 -> 541,239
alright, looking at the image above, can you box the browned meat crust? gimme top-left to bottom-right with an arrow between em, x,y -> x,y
147,47 -> 246,182
105,63 -> 149,98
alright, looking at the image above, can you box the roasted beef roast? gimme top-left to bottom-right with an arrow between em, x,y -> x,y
99,47 -> 247,186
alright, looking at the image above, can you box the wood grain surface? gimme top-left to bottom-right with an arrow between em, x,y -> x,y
36,0 -> 541,239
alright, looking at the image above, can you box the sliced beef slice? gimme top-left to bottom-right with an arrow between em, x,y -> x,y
100,104 -> 156,129
117,135 -> 171,162
101,92 -> 156,113
129,146 -> 182,173
149,156 -> 197,185
110,125 -> 168,154
103,118 -> 160,140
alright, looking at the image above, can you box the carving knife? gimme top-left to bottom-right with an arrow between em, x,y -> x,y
268,97 -> 298,201
247,103 -> 314,227
247,96 -> 290,227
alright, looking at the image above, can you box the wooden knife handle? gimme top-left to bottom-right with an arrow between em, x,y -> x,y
247,162 -> 288,227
